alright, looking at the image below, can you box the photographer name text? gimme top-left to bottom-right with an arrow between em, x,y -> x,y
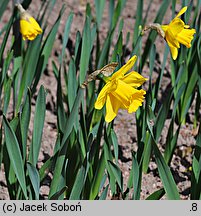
2,202 -> 82,213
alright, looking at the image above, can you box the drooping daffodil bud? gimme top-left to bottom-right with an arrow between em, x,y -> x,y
16,4 -> 42,41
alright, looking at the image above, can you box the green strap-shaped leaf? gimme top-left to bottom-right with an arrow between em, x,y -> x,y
3,116 -> 27,199
110,129 -> 119,164
191,125 -> 201,199
27,162 -> 40,199
61,87 -> 84,147
57,68 -> 67,133
0,15 -> 13,68
49,186 -> 67,200
69,166 -> 86,200
147,120 -> 180,200
108,160 -> 123,192
132,0 -> 143,46
89,152 -> 105,200
32,5 -> 66,93
146,188 -> 165,200
15,36 -> 42,113
180,66 -> 198,122
99,184 -> 109,200
3,78 -> 12,114
67,58 -> 78,111
154,88 -> 173,141
29,86 -> 46,166
131,152 -> 141,200
94,0 -> 106,29
141,0 -> 171,69
49,88 -> 84,197
152,138 -> 180,200
79,16 -> 92,85
48,150 -> 66,198
69,155 -> 89,200
20,89 -> 31,160
59,12 -> 74,64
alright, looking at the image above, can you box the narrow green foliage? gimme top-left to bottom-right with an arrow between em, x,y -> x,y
69,156 -> 89,199
67,59 -> 78,111
141,0 -> 171,68
191,125 -> 201,199
89,152 -> 105,200
99,184 -> 109,200
0,15 -> 13,64
49,187 -> 67,200
147,121 -> 180,199
59,12 -> 74,64
131,152 -> 141,200
108,160 -> 123,192
27,162 -> 40,199
133,0 -> 143,46
57,69 -> 67,133
29,86 -> 46,166
20,89 -> 31,159
32,5 -> 66,93
79,16 -> 95,85
3,116 -> 27,199
110,129 -> 119,164
146,188 -> 165,200
94,0 -> 106,29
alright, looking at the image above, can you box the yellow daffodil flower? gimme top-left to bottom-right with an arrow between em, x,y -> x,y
95,55 -> 147,122
161,6 -> 196,60
16,4 -> 42,41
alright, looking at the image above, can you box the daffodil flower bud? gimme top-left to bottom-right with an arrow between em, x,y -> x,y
16,4 -> 43,41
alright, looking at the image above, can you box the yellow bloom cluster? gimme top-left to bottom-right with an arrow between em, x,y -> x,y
95,56 -> 147,122
161,6 -> 196,60
14,4 -> 195,122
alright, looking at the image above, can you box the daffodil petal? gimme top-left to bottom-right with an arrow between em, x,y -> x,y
122,71 -> 147,88
175,6 -> 187,18
20,20 -> 31,35
166,29 -> 180,48
169,46 -> 178,60
29,17 -> 43,33
105,94 -> 120,122
94,82 -> 114,109
112,55 -> 137,79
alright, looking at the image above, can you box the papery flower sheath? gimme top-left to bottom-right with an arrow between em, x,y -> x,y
16,4 -> 42,41
161,6 -> 196,60
95,55 -> 147,123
